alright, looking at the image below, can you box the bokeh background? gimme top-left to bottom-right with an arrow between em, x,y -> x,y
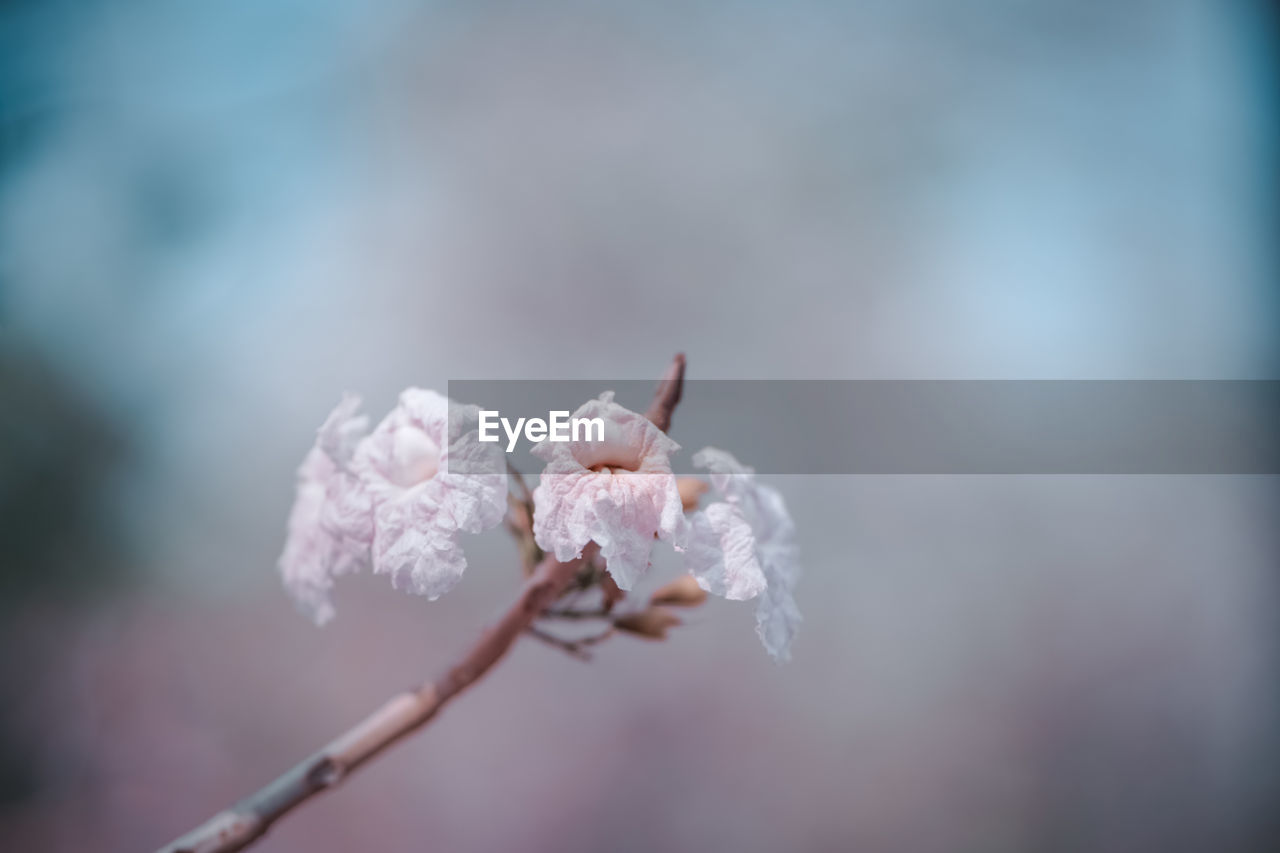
1,1 -> 1277,851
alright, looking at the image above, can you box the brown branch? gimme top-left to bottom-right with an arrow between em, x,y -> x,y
539,607 -> 612,621
504,461 -> 542,576
523,624 -> 614,661
505,460 -> 534,508
156,354 -> 689,853
644,352 -> 686,433
156,552 -> 588,853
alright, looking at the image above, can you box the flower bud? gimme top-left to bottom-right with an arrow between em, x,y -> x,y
613,607 -> 681,640
648,574 -> 708,608
676,477 -> 709,511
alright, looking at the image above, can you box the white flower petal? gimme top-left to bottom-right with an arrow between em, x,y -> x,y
316,392 -> 370,465
278,389 -> 506,621
352,388 -> 507,601
278,396 -> 374,624
532,392 -> 686,589
686,502 -> 767,601
690,446 -> 802,661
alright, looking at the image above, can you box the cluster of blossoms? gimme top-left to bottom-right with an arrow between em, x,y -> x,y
280,388 -> 802,660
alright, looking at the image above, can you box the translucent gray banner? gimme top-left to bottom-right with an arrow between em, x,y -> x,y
446,380 -> 1280,475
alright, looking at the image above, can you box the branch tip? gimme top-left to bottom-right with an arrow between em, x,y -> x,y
644,352 -> 686,433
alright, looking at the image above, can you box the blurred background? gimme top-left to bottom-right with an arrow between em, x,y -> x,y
1,1 -> 1276,851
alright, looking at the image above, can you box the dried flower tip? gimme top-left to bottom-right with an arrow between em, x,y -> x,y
677,477 -> 709,511
649,574 -> 708,608
613,607 -> 681,640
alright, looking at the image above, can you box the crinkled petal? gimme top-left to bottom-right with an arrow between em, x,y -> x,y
317,392 -> 370,465
690,446 -> 803,662
278,396 -> 375,624
756,568 -> 803,663
686,502 -> 767,601
752,485 -> 803,662
352,388 -> 507,600
279,448 -> 342,624
279,389 -> 506,621
532,392 -> 686,589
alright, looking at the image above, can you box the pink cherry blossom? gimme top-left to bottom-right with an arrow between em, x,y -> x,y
351,388 -> 507,601
278,389 -> 506,623
687,447 -> 802,662
531,392 -> 686,590
278,394 -> 373,625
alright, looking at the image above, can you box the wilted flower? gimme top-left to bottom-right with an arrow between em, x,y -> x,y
279,373 -> 801,664
686,447 -> 802,662
532,392 -> 686,590
278,389 -> 506,622
278,394 -> 373,625
350,388 -> 507,600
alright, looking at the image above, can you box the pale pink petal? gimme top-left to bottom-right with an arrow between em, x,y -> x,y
352,388 -> 507,600
316,392 -> 370,465
532,392 -> 686,589
690,447 -> 802,662
279,389 -> 506,621
278,395 -> 373,625
685,502 -> 768,601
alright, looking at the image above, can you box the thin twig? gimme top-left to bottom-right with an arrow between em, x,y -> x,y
524,624 -> 593,660
504,460 -> 542,575
644,352 -> 686,434
540,607 -> 611,621
156,552 -> 588,853
523,624 -> 613,661
155,354 -> 688,853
